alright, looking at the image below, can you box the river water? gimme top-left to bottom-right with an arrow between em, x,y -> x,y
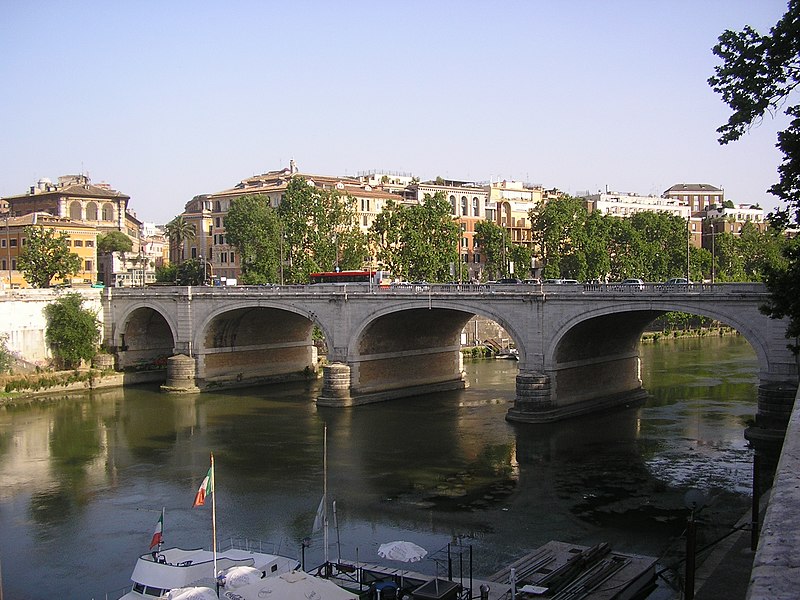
0,335 -> 759,599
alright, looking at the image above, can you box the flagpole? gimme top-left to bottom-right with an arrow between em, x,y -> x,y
323,425 -> 329,565
159,506 -> 165,553
211,452 -> 218,586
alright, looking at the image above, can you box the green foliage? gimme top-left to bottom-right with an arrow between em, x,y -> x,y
474,221 -> 509,280
761,238 -> 800,354
155,263 -> 178,283
175,258 -> 207,286
17,226 -> 82,288
164,215 -> 196,263
0,333 -> 13,374
278,176 -> 368,283
44,293 -> 101,370
97,231 -> 133,254
529,198 -> 690,281
369,192 -> 460,282
225,194 -> 282,284
709,1 -> 800,345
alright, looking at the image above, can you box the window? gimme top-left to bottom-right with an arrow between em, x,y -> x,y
102,203 -> 115,221
461,237 -> 468,248
191,247 -> 197,259
473,253 -> 481,263
1,239 -> 5,248
215,217 -> 221,227
85,240 -> 94,247
69,201 -> 82,220
11,259 -> 16,270
221,252 -> 227,263
73,240 -> 83,247
362,215 -> 368,226
230,252 -> 235,263
461,196 -> 468,216
449,195 -> 456,215
84,260 -> 93,271
1,259 -> 4,270
472,197 -> 479,216
86,202 -> 98,220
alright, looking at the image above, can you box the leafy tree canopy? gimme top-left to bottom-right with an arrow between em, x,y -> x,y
97,231 -> 133,254
369,192 -> 460,282
278,176 -> 368,283
18,226 -> 82,288
225,194 -> 282,284
44,293 -> 100,369
709,1 -> 800,351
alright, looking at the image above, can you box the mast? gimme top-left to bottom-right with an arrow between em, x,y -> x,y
211,453 -> 218,583
323,425 -> 329,564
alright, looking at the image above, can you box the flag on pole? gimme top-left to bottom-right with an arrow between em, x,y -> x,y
312,494 -> 326,533
149,510 -> 164,549
193,465 -> 214,507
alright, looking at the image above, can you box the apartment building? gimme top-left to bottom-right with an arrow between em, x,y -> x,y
180,161 -> 404,282
1,212 -> 98,288
663,183 -> 724,213
404,179 -> 489,280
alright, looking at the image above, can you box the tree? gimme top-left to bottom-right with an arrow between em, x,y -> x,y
0,333 -> 13,374
529,197 -> 589,279
164,215 -> 196,263
709,1 -> 800,350
17,226 -> 82,288
97,231 -> 133,255
278,176 -> 368,282
44,293 -> 100,369
474,221 -> 510,280
175,258 -> 206,286
225,194 -> 282,284
369,192 -> 460,282
761,238 -> 800,353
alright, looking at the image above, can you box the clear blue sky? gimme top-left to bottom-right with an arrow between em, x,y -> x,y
0,1 -> 792,224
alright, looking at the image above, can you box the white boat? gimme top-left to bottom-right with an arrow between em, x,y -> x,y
119,538 -> 299,599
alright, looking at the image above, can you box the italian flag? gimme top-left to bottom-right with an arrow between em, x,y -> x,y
149,511 -> 164,549
193,466 -> 213,507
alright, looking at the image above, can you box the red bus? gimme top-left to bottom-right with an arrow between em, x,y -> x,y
309,270 -> 392,286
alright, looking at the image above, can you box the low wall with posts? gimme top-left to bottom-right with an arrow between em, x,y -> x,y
0,288 -> 103,367
748,382 -> 800,599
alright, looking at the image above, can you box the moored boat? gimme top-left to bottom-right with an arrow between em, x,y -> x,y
119,538 -> 299,599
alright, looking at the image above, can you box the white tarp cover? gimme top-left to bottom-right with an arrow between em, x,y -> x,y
220,569 -> 358,600
165,586 -> 219,600
221,565 -> 263,589
378,540 -> 428,562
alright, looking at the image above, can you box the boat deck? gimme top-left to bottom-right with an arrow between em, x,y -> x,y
318,540 -> 656,600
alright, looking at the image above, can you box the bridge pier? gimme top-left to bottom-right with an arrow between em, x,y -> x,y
317,363 -> 353,407
745,380 -> 800,451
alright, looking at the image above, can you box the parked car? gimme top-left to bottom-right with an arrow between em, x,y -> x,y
542,278 -> 564,284
620,278 -> 645,289
664,277 -> 692,285
494,278 -> 523,284
522,278 -> 541,285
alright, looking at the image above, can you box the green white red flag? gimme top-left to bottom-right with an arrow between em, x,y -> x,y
149,510 -> 164,549
193,465 -> 213,507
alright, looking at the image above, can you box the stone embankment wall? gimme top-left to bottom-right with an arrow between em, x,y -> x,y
0,288 -> 103,367
747,382 -> 800,599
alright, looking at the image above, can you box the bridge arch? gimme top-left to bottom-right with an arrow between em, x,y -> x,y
336,299 -> 529,403
112,302 -> 177,370
192,301 -> 327,386
548,301 -> 773,380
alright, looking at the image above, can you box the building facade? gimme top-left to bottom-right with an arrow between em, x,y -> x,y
179,161 -> 404,282
663,183 -> 724,213
1,212 -> 98,288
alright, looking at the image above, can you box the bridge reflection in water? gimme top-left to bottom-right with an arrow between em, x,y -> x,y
0,339 -> 768,600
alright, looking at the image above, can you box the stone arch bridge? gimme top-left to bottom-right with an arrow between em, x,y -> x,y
101,283 -> 798,426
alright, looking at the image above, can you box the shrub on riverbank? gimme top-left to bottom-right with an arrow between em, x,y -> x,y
1,368 -> 113,394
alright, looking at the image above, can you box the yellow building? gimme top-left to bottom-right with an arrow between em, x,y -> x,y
1,212 -> 98,288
